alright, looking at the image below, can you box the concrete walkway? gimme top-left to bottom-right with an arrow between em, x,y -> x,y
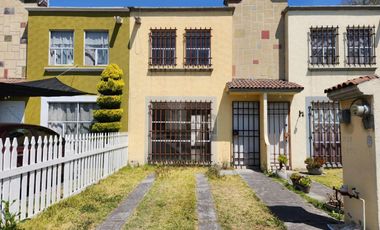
238,170 -> 340,230
309,181 -> 334,203
196,174 -> 220,230
97,173 -> 155,230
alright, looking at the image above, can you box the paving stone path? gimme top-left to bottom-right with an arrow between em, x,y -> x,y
196,174 -> 220,230
238,169 -> 340,230
97,173 -> 155,230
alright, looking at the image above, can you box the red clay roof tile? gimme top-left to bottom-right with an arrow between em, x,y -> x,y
324,75 -> 379,93
226,78 -> 304,91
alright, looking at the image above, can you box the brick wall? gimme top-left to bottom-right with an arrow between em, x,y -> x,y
227,0 -> 288,80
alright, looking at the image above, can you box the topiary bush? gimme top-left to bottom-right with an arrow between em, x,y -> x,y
91,64 -> 125,133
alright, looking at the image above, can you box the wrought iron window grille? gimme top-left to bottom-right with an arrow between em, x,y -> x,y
149,28 -> 177,68
345,25 -> 376,66
308,26 -> 339,66
184,28 -> 212,68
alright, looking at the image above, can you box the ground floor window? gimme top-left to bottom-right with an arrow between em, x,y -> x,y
149,101 -> 212,164
48,102 -> 97,136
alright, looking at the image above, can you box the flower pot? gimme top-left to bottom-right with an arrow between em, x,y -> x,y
307,167 -> 323,175
294,183 -> 311,193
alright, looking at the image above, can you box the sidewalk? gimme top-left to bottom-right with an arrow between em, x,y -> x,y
238,170 -> 340,230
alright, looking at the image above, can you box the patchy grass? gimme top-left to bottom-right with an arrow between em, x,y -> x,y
308,169 -> 343,189
124,167 -> 204,230
209,175 -> 285,230
20,166 -> 154,230
271,176 -> 344,221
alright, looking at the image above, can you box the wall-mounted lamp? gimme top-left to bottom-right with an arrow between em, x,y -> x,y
350,98 -> 374,129
114,16 -> 123,24
351,104 -> 370,117
299,111 -> 304,118
134,16 -> 142,25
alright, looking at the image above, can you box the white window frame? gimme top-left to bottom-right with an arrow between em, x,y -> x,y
49,30 -> 74,66
41,96 -> 98,136
84,31 -> 109,67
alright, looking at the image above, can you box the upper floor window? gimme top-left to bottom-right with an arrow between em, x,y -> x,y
346,26 -> 376,65
185,29 -> 212,67
309,26 -> 339,65
149,29 -> 176,67
49,31 -> 74,66
85,31 -> 109,66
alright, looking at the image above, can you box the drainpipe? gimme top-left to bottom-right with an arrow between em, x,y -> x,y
262,93 -> 270,170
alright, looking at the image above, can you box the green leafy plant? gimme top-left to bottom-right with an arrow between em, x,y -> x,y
298,177 -> 312,187
290,173 -> 302,182
278,154 -> 288,170
0,200 -> 20,230
305,157 -> 325,169
91,64 -> 125,133
206,164 -> 222,179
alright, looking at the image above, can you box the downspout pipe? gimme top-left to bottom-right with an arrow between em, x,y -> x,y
262,93 -> 270,170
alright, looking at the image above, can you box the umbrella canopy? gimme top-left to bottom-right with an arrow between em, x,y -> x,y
0,78 -> 93,97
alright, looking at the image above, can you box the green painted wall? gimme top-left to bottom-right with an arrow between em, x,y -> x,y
26,12 -> 130,131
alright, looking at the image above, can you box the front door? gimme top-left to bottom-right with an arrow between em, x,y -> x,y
268,102 -> 291,170
232,102 -> 260,168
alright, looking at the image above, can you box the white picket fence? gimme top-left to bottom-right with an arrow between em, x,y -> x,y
0,132 -> 128,220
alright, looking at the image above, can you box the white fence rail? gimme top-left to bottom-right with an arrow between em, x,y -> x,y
0,132 -> 128,220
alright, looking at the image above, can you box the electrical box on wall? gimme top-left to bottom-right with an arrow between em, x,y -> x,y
340,109 -> 351,124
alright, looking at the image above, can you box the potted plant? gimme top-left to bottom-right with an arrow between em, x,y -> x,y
278,154 -> 288,170
290,173 -> 312,193
304,157 -> 325,175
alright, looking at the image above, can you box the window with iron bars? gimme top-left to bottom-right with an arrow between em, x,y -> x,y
149,101 -> 212,165
309,26 -> 339,65
184,29 -> 212,67
346,26 -> 376,65
149,29 -> 176,67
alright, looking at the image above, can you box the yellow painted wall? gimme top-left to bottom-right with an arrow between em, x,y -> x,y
285,10 -> 380,169
128,10 -> 234,164
25,11 -> 130,131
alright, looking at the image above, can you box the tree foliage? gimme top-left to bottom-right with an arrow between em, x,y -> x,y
342,0 -> 380,5
91,64 -> 124,133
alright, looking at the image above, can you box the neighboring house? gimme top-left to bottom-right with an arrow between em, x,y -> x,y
284,6 -> 380,169
24,7 -> 130,136
0,0 -> 45,123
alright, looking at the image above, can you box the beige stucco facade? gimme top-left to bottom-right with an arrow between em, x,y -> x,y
285,7 -> 380,169
226,0 -> 287,79
328,79 -> 380,229
128,8 -> 237,165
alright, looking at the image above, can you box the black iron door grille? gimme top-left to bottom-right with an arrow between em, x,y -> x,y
149,101 -> 212,165
232,102 -> 260,167
309,101 -> 342,167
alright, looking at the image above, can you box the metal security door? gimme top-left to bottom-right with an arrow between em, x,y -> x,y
309,101 -> 342,167
232,102 -> 260,168
268,102 -> 291,170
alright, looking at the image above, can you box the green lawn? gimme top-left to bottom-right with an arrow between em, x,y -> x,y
20,166 -> 154,230
308,169 -> 343,189
124,167 -> 204,230
209,175 -> 285,230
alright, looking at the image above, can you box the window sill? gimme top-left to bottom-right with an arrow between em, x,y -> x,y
44,66 -> 105,74
148,67 -> 213,72
308,65 -> 377,71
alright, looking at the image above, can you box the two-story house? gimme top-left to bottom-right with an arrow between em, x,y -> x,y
284,6 -> 380,171
0,0 -> 46,123
25,7 -> 130,136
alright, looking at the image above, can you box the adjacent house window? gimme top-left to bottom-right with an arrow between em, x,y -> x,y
48,102 -> 98,136
149,29 -> 176,67
346,26 -> 376,65
85,31 -> 109,66
185,29 -> 212,66
309,26 -> 339,65
49,31 -> 74,65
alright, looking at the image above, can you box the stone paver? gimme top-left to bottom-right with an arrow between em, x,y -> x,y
97,173 -> 155,230
196,174 -> 220,230
238,169 -> 340,230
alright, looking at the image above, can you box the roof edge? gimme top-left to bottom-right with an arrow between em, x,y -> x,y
27,7 -> 130,12
283,5 -> 380,14
129,6 -> 234,12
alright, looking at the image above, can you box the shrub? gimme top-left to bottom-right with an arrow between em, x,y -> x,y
96,96 -> 122,109
299,177 -> 312,187
0,200 -> 20,230
278,154 -> 288,169
305,157 -> 325,169
91,64 -> 125,133
206,164 -> 222,179
93,109 -> 123,122
91,122 -> 122,133
290,172 -> 302,182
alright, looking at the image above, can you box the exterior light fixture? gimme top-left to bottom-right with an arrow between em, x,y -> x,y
114,16 -> 123,24
350,98 -> 374,129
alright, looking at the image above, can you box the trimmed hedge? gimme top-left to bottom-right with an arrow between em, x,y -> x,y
93,109 -> 123,122
91,122 -> 122,133
97,79 -> 124,95
96,96 -> 122,109
101,63 -> 123,81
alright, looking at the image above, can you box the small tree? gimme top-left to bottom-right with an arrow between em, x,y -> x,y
91,64 -> 125,133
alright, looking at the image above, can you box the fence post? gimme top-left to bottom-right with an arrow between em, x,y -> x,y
63,135 -> 71,198
20,137 -> 30,219
9,138 -> 20,215
57,136 -> 63,201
